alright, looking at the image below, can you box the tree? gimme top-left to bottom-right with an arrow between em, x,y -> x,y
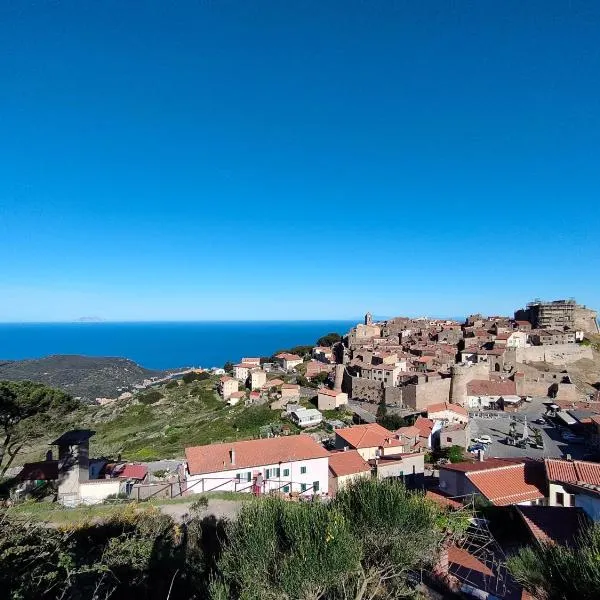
223,361 -> 234,374
378,414 -> 410,430
0,381 -> 79,477
508,521 -> 600,600
331,478 -> 464,599
182,371 -> 210,384
376,396 -> 387,421
316,332 -> 342,347
445,445 -> 465,463
210,497 -> 361,599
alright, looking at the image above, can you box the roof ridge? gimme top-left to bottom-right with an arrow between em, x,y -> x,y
466,461 -> 525,477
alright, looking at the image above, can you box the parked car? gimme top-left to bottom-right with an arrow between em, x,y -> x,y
534,418 -> 546,425
476,435 -> 492,445
469,443 -> 486,453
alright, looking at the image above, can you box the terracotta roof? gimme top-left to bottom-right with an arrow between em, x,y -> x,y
545,459 -> 600,486
219,375 -> 235,383
276,353 -> 302,361
241,357 -> 260,363
467,379 -> 516,397
334,423 -> 403,449
426,402 -> 468,418
18,460 -> 59,481
234,363 -> 255,369
185,435 -> 329,475
265,378 -> 284,387
318,387 -> 344,397
516,506 -> 587,546
466,460 -> 545,506
281,384 -> 300,390
425,490 -> 462,509
448,545 -> 493,576
229,391 -> 246,398
440,457 -> 525,473
328,450 -> 371,477
119,464 -> 148,480
414,416 -> 434,437
396,425 -> 421,438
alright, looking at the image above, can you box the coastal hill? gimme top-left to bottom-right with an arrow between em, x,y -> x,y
0,354 -> 163,401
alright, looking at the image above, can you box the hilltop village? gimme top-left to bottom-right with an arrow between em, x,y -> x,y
8,298 -> 600,598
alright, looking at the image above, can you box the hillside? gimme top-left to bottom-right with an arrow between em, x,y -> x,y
0,354 -> 163,401
11,375 -> 333,465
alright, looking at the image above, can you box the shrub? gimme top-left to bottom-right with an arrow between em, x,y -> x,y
138,390 -> 163,405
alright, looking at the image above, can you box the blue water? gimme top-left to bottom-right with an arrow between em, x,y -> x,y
0,321 -> 355,370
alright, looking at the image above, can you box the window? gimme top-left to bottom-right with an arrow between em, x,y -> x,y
283,468 -> 289,477
246,472 -> 252,482
265,469 -> 271,479
568,494 -> 575,507
313,481 -> 319,492
235,473 -> 241,481
283,485 -> 290,493
300,466 -> 307,474
301,483 -> 307,492
446,437 -> 452,442
275,468 -> 281,477
556,492 -> 564,506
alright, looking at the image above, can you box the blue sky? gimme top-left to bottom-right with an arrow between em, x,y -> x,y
1,1 -> 599,321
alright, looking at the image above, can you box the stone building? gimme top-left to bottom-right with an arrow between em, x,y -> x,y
515,299 -> 598,334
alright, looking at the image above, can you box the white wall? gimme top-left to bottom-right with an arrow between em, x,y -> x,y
186,456 -> 329,496
466,394 -> 502,409
79,480 -> 123,505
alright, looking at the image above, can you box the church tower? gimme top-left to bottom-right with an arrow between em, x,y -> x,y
365,312 -> 373,326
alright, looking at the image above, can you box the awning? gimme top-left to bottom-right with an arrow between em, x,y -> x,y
555,411 -> 577,426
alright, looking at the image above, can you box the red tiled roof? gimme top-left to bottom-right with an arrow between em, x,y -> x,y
545,459 -> 600,486
467,379 -> 516,397
318,387 -> 344,397
281,384 -> 300,390
516,506 -> 587,546
185,435 -> 329,475
119,464 -> 148,480
234,363 -> 255,369
440,457 -> 525,473
414,416 -> 434,437
276,353 -> 302,361
335,423 -> 403,450
396,425 -> 421,438
426,402 -> 468,418
328,450 -> 371,477
425,490 -> 462,509
448,546 -> 493,576
466,461 -> 545,506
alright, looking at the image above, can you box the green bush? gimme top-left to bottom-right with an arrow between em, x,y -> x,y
138,390 -> 163,405
182,371 -> 211,384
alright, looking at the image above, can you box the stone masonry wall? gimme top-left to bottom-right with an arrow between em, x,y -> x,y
515,344 -> 593,365
404,377 -> 451,411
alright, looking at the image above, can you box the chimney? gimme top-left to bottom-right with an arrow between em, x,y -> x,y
566,453 -> 572,461
230,448 -> 236,465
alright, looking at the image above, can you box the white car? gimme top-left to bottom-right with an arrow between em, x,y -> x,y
476,435 -> 492,445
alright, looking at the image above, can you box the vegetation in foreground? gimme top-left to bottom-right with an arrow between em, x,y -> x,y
507,521 -> 600,600
0,479 -> 470,600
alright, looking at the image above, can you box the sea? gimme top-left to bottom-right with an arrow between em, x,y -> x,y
0,321 -> 357,370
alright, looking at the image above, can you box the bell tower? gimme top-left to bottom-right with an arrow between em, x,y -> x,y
365,312 -> 373,326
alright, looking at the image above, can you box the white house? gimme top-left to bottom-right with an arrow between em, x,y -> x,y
290,407 -> 323,428
426,402 -> 469,425
545,458 -> 600,510
185,435 -> 330,496
233,363 -> 254,381
317,388 -> 348,411
466,379 -> 517,409
218,376 -> 239,400
276,353 -> 304,372
250,369 -> 267,390
506,331 -> 528,348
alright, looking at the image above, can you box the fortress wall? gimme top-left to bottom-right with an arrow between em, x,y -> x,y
515,344 -> 593,365
449,362 -> 490,406
384,386 -> 403,406
404,377 -> 451,411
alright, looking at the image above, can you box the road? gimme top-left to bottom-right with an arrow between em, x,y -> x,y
469,396 -> 589,460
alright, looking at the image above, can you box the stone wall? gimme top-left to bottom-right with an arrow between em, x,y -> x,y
384,386 -> 403,406
449,362 -> 490,406
343,371 -> 384,403
404,377 -> 451,411
573,307 -> 599,334
515,344 -> 593,365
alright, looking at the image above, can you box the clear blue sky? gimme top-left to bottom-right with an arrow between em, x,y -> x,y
1,1 -> 599,321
